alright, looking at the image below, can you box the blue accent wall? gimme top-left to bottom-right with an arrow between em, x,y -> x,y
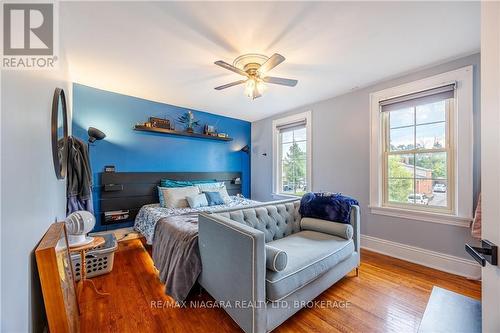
72,84 -> 251,231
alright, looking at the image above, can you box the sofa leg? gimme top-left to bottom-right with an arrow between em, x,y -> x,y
355,267 -> 359,277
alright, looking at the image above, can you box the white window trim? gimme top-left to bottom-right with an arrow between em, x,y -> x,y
272,111 -> 312,198
369,66 -> 474,227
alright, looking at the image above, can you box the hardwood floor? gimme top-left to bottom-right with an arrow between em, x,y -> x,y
80,239 -> 480,333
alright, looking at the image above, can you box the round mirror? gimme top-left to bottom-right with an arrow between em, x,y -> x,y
51,88 -> 68,180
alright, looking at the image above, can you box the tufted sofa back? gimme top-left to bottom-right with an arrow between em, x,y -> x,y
214,200 -> 301,242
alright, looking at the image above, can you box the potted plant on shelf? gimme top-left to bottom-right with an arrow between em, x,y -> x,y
177,111 -> 200,133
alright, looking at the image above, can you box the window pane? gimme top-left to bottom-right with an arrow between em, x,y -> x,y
282,144 -> 307,194
415,152 -> 447,179
296,141 -> 307,154
389,108 -> 414,128
414,178 -> 433,201
429,180 -> 448,208
281,143 -> 293,159
293,127 -> 306,141
388,154 -> 415,178
390,126 -> 414,151
388,178 -> 414,204
416,122 -> 446,149
281,131 -> 293,144
416,100 -> 446,125
283,142 -> 306,160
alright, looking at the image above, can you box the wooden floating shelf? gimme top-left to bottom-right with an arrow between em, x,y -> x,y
133,125 -> 233,141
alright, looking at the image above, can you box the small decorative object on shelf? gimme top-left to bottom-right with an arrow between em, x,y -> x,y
149,117 -> 171,129
177,111 -> 200,133
104,165 -> 115,173
204,124 -> 217,136
217,133 -> 228,138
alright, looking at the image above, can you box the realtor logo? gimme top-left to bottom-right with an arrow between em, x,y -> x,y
2,2 -> 58,69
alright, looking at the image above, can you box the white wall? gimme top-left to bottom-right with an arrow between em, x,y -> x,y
0,62 -> 71,331
251,53 -> 480,260
480,2 -> 500,330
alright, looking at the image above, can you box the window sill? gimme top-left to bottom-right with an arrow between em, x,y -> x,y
272,193 -> 303,200
369,205 -> 472,228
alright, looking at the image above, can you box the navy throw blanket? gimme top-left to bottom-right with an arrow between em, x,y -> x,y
299,192 -> 359,224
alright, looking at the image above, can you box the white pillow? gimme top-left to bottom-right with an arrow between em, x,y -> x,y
159,186 -> 199,208
186,193 -> 209,208
196,182 -> 225,191
196,182 -> 231,204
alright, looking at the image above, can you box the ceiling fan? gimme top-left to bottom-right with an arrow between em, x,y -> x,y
214,53 -> 298,99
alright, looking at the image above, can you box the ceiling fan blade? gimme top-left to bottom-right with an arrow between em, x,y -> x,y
258,53 -> 285,75
263,76 -> 298,87
214,60 -> 249,77
214,80 -> 246,90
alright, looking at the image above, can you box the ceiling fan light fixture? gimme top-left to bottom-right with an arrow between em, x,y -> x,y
244,79 -> 255,98
214,53 -> 297,99
244,78 -> 266,99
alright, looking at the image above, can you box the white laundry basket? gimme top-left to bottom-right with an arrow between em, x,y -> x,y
71,233 -> 118,281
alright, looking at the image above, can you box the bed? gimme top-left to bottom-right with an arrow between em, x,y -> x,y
134,196 -> 260,301
134,196 -> 259,245
99,171 -> 260,301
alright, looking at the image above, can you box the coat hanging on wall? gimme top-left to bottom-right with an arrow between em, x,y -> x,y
67,136 -> 94,214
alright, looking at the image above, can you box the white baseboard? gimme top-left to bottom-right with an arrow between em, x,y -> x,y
361,235 -> 481,279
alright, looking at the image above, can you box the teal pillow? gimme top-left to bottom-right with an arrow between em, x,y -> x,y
204,191 -> 224,206
186,193 -> 209,208
160,179 -> 193,188
160,179 -> 217,188
192,179 -> 217,185
157,186 -> 167,206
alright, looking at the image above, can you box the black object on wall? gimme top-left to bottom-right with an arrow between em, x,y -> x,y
51,88 -> 69,180
99,171 -> 242,226
240,145 -> 250,154
88,127 -> 106,143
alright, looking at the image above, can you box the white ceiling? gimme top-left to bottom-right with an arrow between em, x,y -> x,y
61,1 -> 479,122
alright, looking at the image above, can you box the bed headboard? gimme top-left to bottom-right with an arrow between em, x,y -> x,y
99,171 -> 242,226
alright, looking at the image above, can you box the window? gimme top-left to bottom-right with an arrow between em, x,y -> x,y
369,66 -> 474,226
272,111 -> 312,197
382,85 -> 454,212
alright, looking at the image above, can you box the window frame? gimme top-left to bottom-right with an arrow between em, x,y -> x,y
272,111 -> 312,197
381,99 -> 455,214
369,66 -> 474,227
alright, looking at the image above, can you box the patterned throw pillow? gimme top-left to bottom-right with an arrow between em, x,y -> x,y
196,182 -> 231,204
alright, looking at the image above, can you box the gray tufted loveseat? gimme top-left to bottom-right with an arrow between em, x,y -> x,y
198,198 -> 360,333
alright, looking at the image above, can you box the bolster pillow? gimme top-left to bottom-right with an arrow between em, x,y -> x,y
265,245 -> 288,272
300,217 -> 353,240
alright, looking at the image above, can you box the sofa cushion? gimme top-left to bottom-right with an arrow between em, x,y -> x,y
300,217 -> 354,240
265,245 -> 288,272
265,230 -> 355,302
